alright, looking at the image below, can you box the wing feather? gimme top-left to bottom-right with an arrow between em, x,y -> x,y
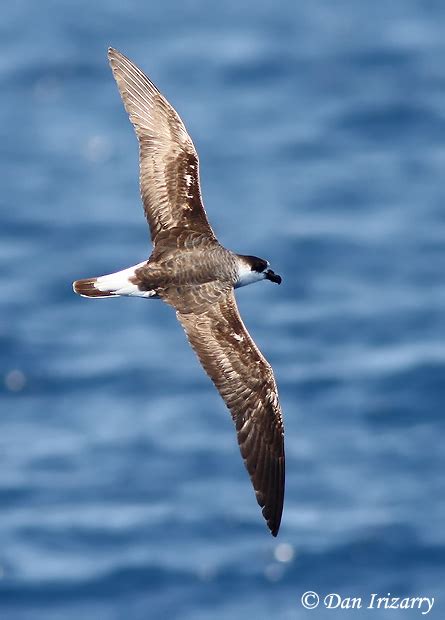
108,48 -> 216,246
176,290 -> 285,536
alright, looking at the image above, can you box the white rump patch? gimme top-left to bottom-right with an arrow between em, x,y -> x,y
95,261 -> 156,298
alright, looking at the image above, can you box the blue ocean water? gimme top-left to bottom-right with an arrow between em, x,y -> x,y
1,1 -> 445,618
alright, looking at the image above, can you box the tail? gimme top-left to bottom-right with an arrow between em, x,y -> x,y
73,261 -> 157,299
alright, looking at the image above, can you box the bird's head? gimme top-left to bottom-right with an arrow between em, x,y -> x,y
235,255 -> 282,288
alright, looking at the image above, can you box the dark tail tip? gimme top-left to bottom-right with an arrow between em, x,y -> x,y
73,278 -> 113,298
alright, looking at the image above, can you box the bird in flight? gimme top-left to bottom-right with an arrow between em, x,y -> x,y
73,48 -> 285,535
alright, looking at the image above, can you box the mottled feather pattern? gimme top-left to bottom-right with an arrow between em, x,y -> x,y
74,49 -> 285,536
133,244 -> 238,294
108,48 -> 216,246
177,291 -> 285,535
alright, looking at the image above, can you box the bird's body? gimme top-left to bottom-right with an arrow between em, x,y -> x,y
73,48 -> 285,536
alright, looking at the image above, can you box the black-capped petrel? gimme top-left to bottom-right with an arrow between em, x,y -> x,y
73,48 -> 285,536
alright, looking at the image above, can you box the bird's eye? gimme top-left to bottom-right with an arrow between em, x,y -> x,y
254,261 -> 267,273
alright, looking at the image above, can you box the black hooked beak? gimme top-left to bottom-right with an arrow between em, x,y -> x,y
265,269 -> 282,284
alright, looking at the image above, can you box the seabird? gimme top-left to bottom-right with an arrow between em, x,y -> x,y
73,48 -> 285,536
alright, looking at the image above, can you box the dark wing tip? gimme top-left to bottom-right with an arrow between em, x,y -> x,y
240,420 -> 285,537
261,454 -> 285,537
265,498 -> 283,537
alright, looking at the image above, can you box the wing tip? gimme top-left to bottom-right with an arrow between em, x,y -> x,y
263,497 -> 284,537
260,453 -> 285,537
108,47 -> 124,69
266,509 -> 283,537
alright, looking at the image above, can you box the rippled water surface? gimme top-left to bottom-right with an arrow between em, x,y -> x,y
1,1 -> 445,618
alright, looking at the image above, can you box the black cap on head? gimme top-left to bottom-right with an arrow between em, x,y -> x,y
244,256 -> 268,273
238,255 -> 282,283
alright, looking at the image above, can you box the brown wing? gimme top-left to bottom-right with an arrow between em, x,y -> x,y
176,290 -> 285,536
108,48 -> 216,246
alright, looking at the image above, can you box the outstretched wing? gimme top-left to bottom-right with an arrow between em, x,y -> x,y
176,290 -> 285,536
108,48 -> 216,246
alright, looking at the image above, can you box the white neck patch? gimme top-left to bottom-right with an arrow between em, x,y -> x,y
235,259 -> 268,288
